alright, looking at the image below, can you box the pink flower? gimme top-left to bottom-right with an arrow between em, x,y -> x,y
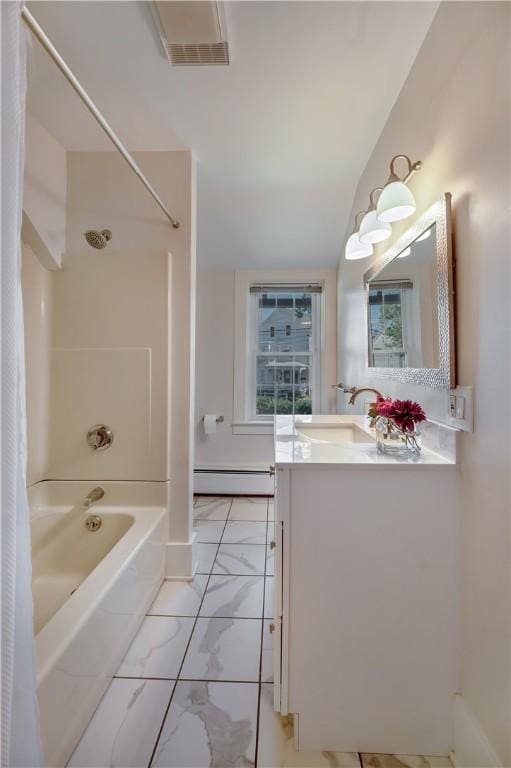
376,397 -> 394,418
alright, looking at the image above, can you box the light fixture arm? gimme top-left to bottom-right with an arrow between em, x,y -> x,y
388,154 -> 422,184
368,187 -> 384,210
344,152 -> 423,257
351,210 -> 367,233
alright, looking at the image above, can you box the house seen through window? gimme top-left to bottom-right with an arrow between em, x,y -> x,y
250,285 -> 321,418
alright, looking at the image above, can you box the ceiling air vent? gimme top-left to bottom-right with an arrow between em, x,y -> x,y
152,1 -> 230,66
168,41 -> 229,66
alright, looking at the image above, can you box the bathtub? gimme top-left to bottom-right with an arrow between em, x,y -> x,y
29,481 -> 167,768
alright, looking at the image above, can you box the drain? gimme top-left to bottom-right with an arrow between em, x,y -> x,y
85,514 -> 102,532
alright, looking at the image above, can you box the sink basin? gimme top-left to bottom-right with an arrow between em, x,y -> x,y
295,423 -> 375,444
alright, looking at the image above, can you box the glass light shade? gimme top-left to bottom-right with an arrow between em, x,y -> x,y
345,231 -> 373,260
359,209 -> 392,245
376,180 -> 416,223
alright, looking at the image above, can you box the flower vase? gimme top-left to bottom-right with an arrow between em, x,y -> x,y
375,418 -> 421,457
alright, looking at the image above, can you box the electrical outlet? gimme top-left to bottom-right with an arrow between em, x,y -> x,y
446,386 -> 474,432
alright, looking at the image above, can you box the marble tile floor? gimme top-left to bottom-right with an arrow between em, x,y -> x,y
68,495 -> 454,768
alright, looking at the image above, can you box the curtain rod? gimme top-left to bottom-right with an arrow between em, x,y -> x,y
21,6 -> 180,230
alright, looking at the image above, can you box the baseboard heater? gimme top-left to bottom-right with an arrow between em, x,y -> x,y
194,467 -> 274,496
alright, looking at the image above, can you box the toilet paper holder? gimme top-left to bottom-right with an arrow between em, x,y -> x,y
203,415 -> 224,424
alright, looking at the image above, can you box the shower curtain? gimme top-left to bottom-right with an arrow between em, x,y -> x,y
1,2 -> 42,766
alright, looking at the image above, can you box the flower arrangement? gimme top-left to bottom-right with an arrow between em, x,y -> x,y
368,396 -> 426,455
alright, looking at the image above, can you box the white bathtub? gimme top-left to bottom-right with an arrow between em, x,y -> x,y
29,481 -> 167,768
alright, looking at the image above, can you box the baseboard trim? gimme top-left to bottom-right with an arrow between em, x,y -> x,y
452,694 -> 504,768
165,533 -> 197,580
194,469 -> 274,495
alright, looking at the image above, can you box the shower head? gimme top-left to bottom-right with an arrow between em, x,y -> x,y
84,229 -> 112,249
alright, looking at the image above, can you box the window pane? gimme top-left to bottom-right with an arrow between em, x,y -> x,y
254,289 -> 317,418
257,292 -> 312,353
257,294 -> 276,352
256,353 -> 313,416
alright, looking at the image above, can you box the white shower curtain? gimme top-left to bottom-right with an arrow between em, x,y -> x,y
1,2 -> 42,766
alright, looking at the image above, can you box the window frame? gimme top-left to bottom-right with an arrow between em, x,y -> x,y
233,269 -> 337,436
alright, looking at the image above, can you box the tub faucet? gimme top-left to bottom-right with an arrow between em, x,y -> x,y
83,487 -> 105,508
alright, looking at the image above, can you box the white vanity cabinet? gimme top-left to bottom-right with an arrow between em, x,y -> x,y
272,416 -> 460,756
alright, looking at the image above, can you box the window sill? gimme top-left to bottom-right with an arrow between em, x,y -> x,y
232,421 -> 275,436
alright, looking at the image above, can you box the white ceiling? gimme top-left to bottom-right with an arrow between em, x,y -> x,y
25,1 -> 439,269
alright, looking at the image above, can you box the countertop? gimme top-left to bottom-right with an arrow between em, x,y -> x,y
274,414 -> 458,468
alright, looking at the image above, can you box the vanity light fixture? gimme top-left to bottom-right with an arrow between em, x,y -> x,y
376,154 -> 422,223
344,211 -> 374,260
359,188 -> 392,245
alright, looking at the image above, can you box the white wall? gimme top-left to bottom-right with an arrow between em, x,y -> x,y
194,268 -> 337,475
337,3 -> 510,764
21,243 -> 53,486
22,111 -> 67,269
195,271 -> 274,470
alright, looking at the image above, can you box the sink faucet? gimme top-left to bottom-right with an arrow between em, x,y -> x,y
347,387 -> 384,406
347,387 -> 384,428
83,486 -> 105,508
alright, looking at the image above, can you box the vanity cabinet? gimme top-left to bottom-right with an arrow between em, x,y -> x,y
272,460 -> 459,756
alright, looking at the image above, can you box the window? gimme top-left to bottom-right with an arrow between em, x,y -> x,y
233,269 -> 336,435
368,280 -> 413,367
249,285 -> 321,418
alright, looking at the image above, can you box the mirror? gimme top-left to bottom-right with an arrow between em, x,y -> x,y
364,193 -> 455,388
367,223 -> 438,369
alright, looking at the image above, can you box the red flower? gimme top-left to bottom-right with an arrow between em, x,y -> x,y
387,399 -> 426,432
373,395 -> 427,432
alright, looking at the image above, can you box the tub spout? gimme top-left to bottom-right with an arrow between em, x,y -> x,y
83,487 -> 105,508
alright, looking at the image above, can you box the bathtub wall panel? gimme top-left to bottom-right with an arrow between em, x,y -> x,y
50,246 -> 170,482
48,348 -> 153,480
22,243 -> 53,486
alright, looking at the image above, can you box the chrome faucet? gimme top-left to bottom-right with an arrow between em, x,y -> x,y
83,486 -> 105,508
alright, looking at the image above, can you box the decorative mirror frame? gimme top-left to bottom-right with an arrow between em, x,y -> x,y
363,192 -> 455,388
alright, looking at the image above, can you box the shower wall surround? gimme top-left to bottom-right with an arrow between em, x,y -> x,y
22,243 -> 53,485
22,148 -> 197,563
22,111 -> 67,269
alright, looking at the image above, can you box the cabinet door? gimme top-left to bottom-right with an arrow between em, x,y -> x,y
272,467 -> 289,713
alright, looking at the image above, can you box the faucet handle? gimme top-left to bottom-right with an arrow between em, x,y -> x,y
87,424 -> 114,451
